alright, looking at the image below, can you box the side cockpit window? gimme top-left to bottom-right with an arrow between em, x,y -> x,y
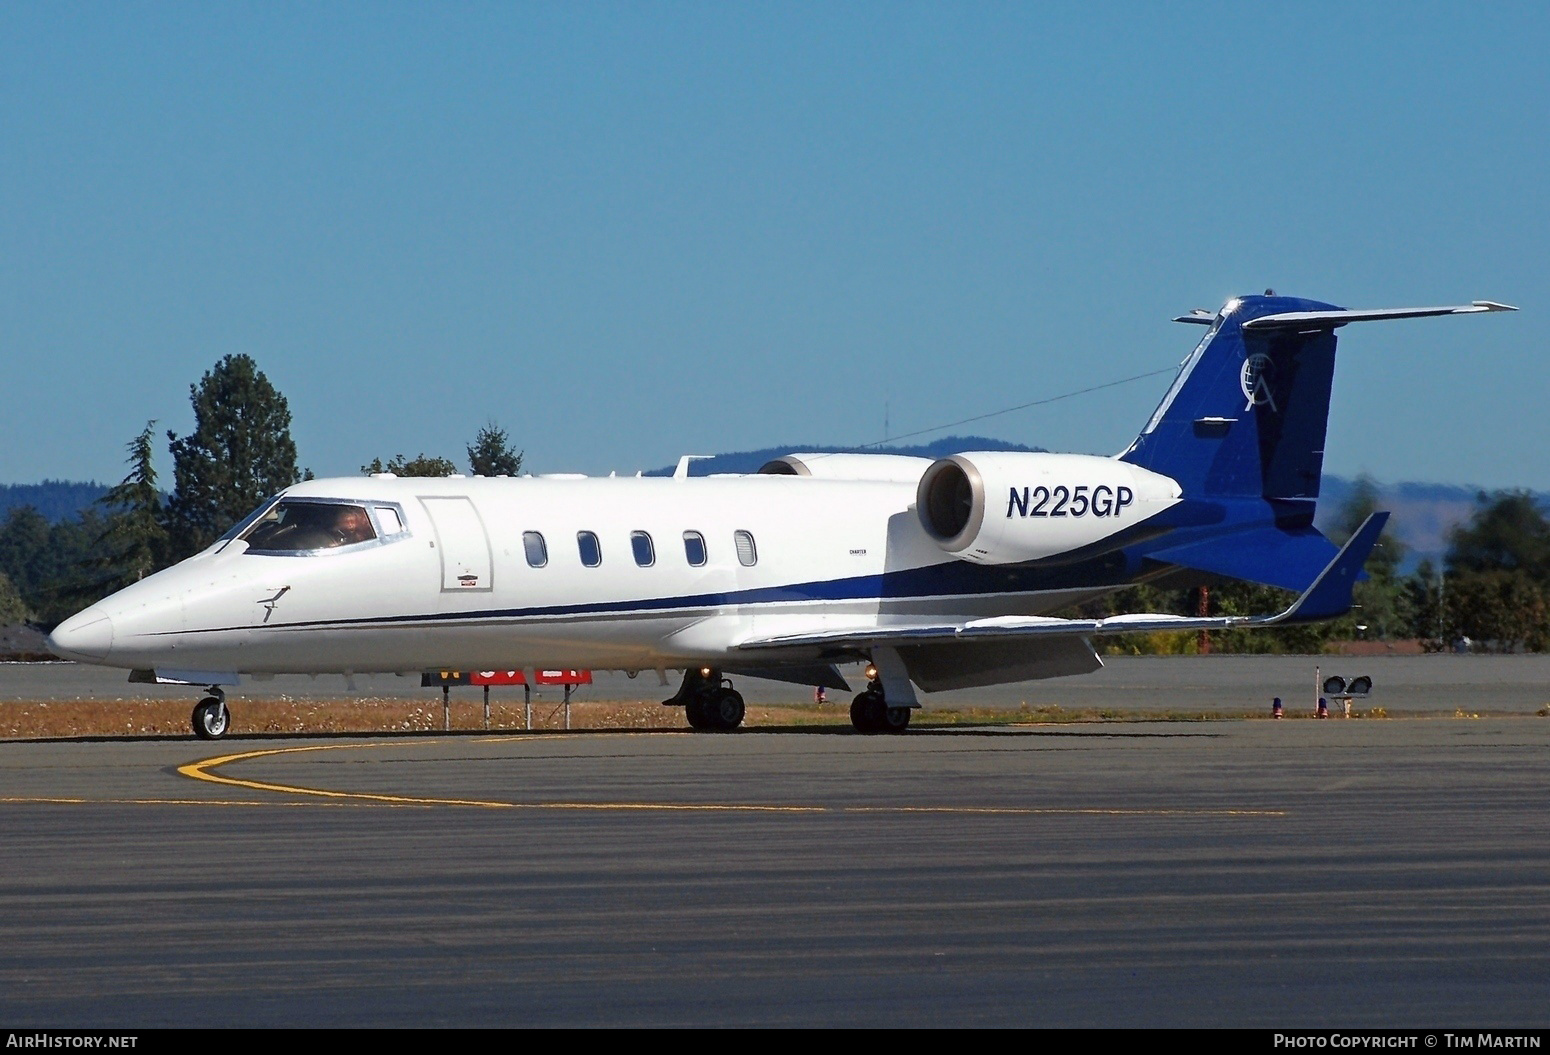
375,506 -> 405,535
240,500 -> 391,554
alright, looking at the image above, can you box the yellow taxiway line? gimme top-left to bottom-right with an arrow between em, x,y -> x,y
0,737 -> 1286,816
166,738 -> 1286,816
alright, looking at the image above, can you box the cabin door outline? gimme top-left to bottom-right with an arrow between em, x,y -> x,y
419,496 -> 494,593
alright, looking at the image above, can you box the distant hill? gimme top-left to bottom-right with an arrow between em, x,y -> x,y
1315,478 -> 1495,568
0,481 -> 109,523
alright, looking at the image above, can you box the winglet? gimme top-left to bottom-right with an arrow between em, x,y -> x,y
1272,512 -> 1389,624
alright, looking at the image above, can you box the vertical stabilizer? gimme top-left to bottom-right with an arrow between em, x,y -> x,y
1121,295 -> 1341,505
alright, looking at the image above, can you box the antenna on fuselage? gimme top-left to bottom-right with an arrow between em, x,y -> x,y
674,455 -> 713,479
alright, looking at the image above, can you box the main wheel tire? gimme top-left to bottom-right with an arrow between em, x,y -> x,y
881,706 -> 912,732
685,695 -> 712,730
850,691 -> 885,733
708,689 -> 745,731
849,694 -> 870,731
192,697 -> 229,740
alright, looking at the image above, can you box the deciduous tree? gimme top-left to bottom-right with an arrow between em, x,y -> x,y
1331,475 -> 1412,639
361,454 -> 458,477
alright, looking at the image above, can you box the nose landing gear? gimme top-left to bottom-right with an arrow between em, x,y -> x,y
663,668 -> 746,731
191,687 -> 231,740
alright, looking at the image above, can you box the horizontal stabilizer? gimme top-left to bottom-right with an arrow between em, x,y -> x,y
1243,301 -> 1516,332
1146,527 -> 1340,592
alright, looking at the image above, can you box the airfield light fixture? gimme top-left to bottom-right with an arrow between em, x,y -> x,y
1322,675 -> 1347,695
1348,676 -> 1373,696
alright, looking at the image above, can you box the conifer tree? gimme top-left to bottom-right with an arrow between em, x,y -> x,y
164,355 -> 301,557
0,569 -> 28,625
94,422 -> 169,590
466,423 -> 523,477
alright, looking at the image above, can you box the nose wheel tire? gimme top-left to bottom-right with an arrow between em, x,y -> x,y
192,697 -> 230,740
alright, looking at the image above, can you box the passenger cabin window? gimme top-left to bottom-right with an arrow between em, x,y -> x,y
523,531 -> 548,568
577,531 -> 602,568
631,531 -> 654,567
241,501 -> 378,553
683,531 -> 707,567
734,530 -> 757,567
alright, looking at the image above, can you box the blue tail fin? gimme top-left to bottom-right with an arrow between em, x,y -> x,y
1121,294 -> 1342,505
1121,294 -> 1512,593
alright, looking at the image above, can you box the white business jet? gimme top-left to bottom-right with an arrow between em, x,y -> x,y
48,293 -> 1514,738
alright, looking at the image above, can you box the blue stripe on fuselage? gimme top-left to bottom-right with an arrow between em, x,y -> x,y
166,497 -> 1323,637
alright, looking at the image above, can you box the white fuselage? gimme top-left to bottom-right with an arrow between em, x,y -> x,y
50,457 -> 1180,677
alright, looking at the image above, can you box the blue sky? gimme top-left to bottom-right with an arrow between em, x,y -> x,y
3,2 -> 1545,488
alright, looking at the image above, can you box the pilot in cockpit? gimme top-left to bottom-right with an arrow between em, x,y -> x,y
331,506 -> 375,546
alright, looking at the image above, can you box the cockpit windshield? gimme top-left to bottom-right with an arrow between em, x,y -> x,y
217,497 -> 281,544
240,500 -> 379,553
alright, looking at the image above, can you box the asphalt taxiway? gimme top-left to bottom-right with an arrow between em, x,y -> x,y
3,717 -> 1549,1027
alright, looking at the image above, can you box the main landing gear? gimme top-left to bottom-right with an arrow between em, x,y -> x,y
850,667 -> 911,734
191,686 -> 231,740
664,668 -> 746,732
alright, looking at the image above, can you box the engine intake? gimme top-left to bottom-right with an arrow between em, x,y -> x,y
916,452 -> 1179,564
917,457 -> 983,551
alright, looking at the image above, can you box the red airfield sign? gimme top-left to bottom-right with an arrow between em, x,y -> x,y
471,670 -> 527,686
534,669 -> 592,685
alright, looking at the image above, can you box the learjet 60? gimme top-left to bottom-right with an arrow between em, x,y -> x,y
48,293 -> 1515,737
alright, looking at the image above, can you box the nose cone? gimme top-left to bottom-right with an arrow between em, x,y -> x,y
48,611 -> 115,662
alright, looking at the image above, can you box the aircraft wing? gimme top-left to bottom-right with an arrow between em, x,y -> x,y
737,513 -> 1388,653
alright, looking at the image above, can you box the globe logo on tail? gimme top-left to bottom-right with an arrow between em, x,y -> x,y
1240,353 -> 1278,412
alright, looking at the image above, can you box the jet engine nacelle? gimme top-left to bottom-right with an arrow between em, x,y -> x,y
916,452 -> 1181,564
759,453 -> 934,484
